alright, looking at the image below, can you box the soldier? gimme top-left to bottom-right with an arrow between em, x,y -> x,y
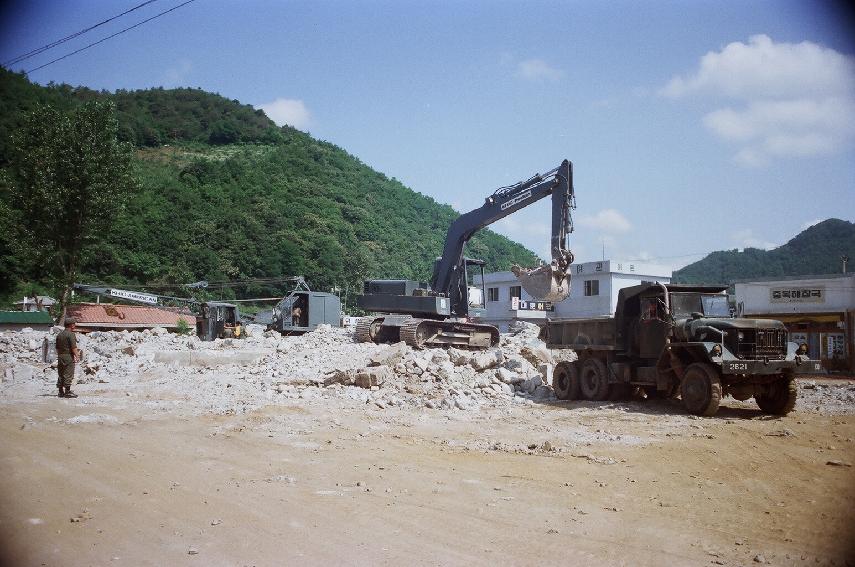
55,317 -> 81,398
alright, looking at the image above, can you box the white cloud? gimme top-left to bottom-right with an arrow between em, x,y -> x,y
517,58 -> 564,81
661,35 -> 855,165
731,228 -> 777,250
258,98 -> 311,130
495,217 -> 550,237
577,209 -> 632,233
162,58 -> 192,86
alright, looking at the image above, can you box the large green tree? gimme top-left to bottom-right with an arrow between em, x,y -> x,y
3,100 -> 137,317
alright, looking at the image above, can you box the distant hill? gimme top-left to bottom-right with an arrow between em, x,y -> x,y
672,219 -> 855,284
0,68 -> 538,304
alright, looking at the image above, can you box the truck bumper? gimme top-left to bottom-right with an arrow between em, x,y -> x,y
721,358 -> 822,375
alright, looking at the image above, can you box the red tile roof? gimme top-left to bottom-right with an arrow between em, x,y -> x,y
66,303 -> 196,330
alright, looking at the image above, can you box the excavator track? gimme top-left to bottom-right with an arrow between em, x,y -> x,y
401,318 -> 499,350
401,318 -> 430,349
355,317 -> 380,343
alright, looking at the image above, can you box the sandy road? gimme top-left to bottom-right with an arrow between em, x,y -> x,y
1,391 -> 854,567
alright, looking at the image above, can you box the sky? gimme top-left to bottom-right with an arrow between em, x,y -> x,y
1,0 -> 854,274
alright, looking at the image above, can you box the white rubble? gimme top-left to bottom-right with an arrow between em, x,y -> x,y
0,321 -> 561,415
1,321 -> 852,417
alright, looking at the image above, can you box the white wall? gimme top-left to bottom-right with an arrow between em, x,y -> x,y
735,275 -> 855,315
474,271 -> 544,331
474,260 -> 671,325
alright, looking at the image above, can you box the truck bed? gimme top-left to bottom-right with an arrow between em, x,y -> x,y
543,316 -> 618,350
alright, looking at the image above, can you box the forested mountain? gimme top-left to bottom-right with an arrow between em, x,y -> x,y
672,219 -> 855,284
0,68 -> 538,304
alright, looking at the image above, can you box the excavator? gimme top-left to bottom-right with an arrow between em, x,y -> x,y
356,159 -> 576,349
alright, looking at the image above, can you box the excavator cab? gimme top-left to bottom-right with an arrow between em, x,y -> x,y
196,302 -> 243,341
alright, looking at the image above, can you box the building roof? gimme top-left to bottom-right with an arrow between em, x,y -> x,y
732,273 -> 854,284
0,311 -> 54,325
66,303 -> 196,329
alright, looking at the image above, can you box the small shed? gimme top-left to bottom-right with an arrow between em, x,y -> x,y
66,303 -> 196,332
14,296 -> 56,312
0,311 -> 54,332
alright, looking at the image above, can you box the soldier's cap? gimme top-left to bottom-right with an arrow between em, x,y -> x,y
64,317 -> 77,327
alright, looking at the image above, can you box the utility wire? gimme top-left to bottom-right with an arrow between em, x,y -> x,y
25,0 -> 195,74
4,0 -> 160,67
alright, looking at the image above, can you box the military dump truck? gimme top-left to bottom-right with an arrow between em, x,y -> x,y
543,283 -> 821,416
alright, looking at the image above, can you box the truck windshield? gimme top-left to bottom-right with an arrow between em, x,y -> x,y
701,294 -> 730,317
670,292 -> 730,318
669,293 -> 701,318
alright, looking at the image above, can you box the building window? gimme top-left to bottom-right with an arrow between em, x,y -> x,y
488,287 -> 499,302
584,280 -> 599,296
510,286 -> 521,300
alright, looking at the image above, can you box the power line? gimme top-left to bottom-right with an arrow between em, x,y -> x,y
25,0 -> 196,74
4,0 -> 160,67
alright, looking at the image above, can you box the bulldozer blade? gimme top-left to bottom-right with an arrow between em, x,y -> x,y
511,264 -> 571,303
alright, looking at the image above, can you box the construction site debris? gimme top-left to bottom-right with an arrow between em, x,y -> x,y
0,324 -> 853,417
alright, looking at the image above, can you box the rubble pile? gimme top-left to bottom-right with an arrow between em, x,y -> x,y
0,321 -> 562,415
2,323 -> 854,416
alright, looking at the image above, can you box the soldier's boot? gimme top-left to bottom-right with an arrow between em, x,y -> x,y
64,387 -> 78,398
58,385 -> 65,397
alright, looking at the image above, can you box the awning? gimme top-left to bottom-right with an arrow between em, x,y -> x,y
745,313 -> 843,324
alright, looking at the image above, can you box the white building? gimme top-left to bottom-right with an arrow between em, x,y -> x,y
473,260 -> 671,331
734,274 -> 855,372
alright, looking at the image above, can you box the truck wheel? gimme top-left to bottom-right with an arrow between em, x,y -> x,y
755,376 -> 797,415
680,363 -> 721,416
552,362 -> 580,400
580,358 -> 610,401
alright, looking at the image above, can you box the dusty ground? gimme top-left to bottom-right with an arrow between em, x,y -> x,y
1,378 -> 854,567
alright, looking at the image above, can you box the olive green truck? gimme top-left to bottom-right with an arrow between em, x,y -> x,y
543,283 -> 821,416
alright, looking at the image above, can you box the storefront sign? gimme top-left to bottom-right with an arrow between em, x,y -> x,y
109,288 -> 159,304
769,287 -> 824,304
511,297 -> 554,312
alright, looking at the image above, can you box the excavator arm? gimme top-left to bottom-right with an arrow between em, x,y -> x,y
431,159 -> 576,309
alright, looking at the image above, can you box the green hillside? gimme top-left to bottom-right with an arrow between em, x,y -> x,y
673,218 -> 855,284
0,68 -> 539,305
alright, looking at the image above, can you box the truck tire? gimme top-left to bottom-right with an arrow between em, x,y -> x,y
580,358 -> 610,401
680,363 -> 721,416
552,362 -> 580,400
755,376 -> 797,415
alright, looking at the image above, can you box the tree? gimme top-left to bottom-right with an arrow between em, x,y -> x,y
4,100 -> 137,319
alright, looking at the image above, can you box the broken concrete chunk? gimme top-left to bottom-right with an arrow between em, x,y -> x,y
447,348 -> 474,367
472,348 -> 504,371
355,366 -> 392,389
369,341 -> 408,367
496,367 -> 518,384
520,340 -> 553,366
323,369 -> 356,387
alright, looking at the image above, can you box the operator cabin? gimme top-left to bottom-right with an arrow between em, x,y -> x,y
473,260 -> 672,332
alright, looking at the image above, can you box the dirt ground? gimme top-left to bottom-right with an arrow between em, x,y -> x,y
1,378 -> 854,567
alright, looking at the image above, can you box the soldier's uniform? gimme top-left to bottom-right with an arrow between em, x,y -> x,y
55,327 -> 77,397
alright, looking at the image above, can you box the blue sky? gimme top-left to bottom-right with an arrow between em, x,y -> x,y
2,0 -> 853,272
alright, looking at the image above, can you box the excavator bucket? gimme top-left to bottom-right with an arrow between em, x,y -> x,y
511,264 -> 572,303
